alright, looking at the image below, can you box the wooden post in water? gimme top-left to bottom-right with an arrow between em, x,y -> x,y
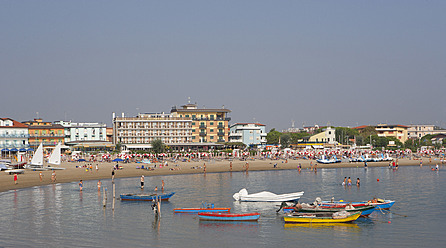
103,187 -> 106,208
157,195 -> 161,218
113,183 -> 116,198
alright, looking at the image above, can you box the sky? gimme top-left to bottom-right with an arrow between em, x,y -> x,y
1,0 -> 445,131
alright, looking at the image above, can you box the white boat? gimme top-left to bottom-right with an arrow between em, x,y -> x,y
48,142 -> 61,165
316,155 -> 341,164
28,143 -> 44,168
233,188 -> 304,202
46,142 -> 66,170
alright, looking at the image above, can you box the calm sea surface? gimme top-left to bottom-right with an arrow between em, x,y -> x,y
1,165 -> 445,247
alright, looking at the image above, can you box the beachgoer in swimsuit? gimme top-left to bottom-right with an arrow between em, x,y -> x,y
140,175 -> 144,189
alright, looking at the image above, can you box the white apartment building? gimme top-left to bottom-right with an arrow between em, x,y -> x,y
407,124 -> 446,139
229,123 -> 267,146
55,121 -> 107,143
0,118 -> 30,151
112,112 -> 193,150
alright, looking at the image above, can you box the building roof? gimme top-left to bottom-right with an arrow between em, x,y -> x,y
376,124 -> 409,128
231,123 -> 265,127
352,125 -> 370,130
0,118 -> 29,128
26,124 -> 64,129
172,108 -> 231,113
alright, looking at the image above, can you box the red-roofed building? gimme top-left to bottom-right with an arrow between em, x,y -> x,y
22,119 -> 64,148
0,118 -> 30,152
375,124 -> 409,143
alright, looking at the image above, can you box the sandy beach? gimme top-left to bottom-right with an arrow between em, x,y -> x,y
0,158 -> 424,193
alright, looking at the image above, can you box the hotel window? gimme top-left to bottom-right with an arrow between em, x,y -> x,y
210,136 -> 214,139
210,122 -> 214,126
192,115 -> 196,119
192,122 -> 196,126
210,129 -> 214,132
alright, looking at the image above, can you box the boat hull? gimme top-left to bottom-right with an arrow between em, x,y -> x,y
284,212 -> 361,223
284,205 -> 375,217
198,212 -> 260,221
321,200 -> 395,210
120,192 -> 175,201
174,208 -> 231,213
233,188 -> 304,202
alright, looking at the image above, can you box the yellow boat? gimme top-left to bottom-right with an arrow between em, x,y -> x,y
283,211 -> 361,223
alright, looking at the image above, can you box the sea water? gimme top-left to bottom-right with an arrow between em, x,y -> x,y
0,165 -> 445,247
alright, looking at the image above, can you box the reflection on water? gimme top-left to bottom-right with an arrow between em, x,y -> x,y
1,166 -> 446,247
284,222 -> 359,230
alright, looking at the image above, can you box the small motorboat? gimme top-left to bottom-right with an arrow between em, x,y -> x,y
283,204 -> 375,217
233,188 -> 304,202
283,211 -> 361,223
198,212 -> 260,221
120,192 -> 175,201
321,198 -> 395,210
174,203 -> 230,213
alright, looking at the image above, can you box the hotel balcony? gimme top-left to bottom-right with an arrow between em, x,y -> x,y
199,124 -> 206,129
217,138 -> 225,143
217,132 -> 225,136
199,132 -> 206,137
29,134 -> 65,138
0,134 -> 30,138
217,124 -> 225,128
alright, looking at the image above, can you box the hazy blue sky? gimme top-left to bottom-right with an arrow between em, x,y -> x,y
1,1 -> 445,131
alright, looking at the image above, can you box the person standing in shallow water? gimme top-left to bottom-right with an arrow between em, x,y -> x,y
140,175 -> 144,189
342,177 -> 347,186
347,177 -> 352,186
356,178 -> 360,186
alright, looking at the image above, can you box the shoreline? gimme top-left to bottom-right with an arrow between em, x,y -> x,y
0,158 -> 428,193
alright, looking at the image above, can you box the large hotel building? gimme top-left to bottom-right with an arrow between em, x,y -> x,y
112,112 -> 193,150
170,103 -> 231,143
112,103 -> 231,150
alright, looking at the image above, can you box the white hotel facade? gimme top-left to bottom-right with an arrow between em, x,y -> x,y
112,112 -> 193,150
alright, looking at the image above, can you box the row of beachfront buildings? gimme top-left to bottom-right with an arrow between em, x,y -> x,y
1,102 -> 446,153
0,102 -> 268,153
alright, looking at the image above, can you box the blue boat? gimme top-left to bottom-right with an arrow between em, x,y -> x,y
120,192 -> 175,201
198,212 -> 260,221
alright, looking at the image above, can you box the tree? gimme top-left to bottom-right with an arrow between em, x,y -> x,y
115,142 -> 122,152
151,139 -> 165,154
289,132 -> 309,144
280,133 -> 291,148
266,128 -> 281,144
335,127 -> 359,145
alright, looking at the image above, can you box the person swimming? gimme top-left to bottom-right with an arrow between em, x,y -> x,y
347,177 -> 352,186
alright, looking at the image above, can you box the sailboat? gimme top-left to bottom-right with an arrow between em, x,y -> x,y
27,143 -> 44,169
47,142 -> 65,170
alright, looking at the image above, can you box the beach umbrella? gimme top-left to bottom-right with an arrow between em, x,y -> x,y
112,158 -> 124,162
77,159 -> 86,162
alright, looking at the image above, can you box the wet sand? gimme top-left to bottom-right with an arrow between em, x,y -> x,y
0,158 -> 423,193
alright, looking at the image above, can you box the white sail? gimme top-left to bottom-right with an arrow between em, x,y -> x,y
30,143 -> 44,166
48,142 -> 61,165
